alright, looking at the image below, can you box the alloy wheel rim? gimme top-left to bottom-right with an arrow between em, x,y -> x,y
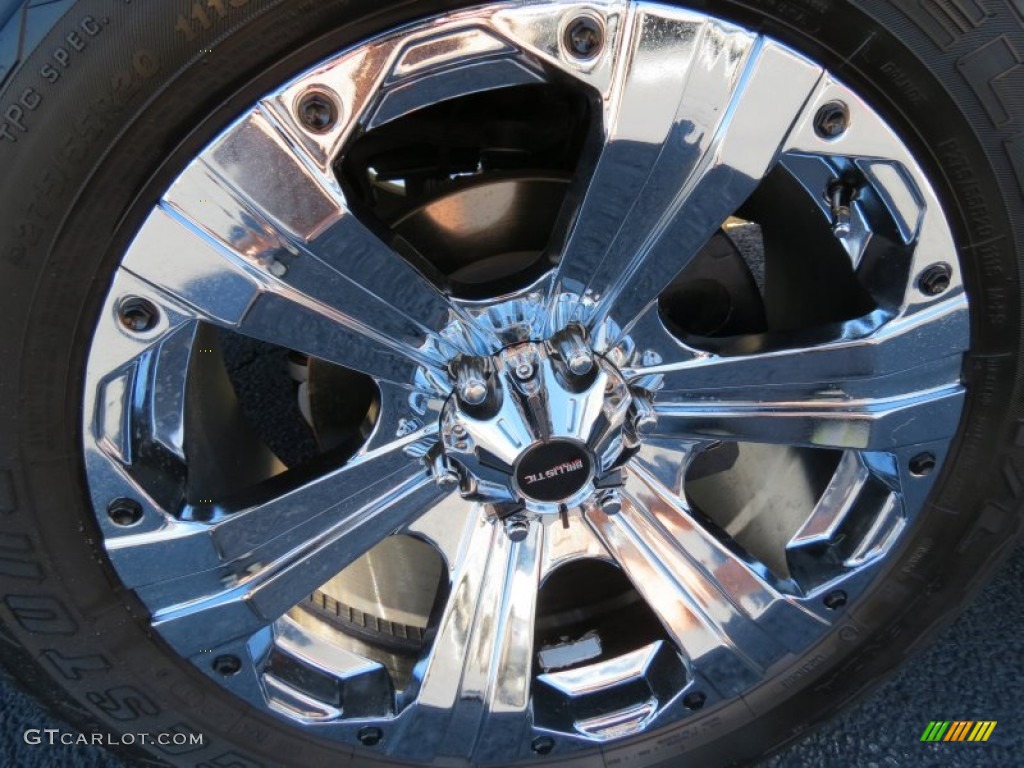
82,1 -> 968,763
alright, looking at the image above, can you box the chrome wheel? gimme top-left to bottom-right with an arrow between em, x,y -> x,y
82,1 -> 967,763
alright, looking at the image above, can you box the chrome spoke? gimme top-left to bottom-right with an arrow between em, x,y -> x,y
650,386 -> 963,451
120,113 -> 474,384
586,463 -> 824,695
642,302 -> 967,450
396,510 -> 542,761
124,442 -> 446,656
547,11 -> 821,336
633,300 -> 967,399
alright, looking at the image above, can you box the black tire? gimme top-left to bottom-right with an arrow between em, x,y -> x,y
0,1 -> 1021,766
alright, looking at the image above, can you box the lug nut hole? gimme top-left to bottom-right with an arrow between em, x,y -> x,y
918,264 -> 952,297
358,726 -> 384,747
814,101 -> 850,139
212,654 -> 241,676
564,15 -> 604,59
297,89 -> 339,133
117,297 -> 158,333
909,452 -> 937,477
683,690 -> 707,710
531,736 -> 555,755
824,590 -> 848,610
107,498 -> 143,527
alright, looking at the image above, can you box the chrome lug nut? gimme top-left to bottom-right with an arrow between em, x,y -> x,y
632,399 -> 657,435
504,513 -> 530,542
428,450 -> 461,490
437,470 -> 460,490
554,324 -> 594,375
599,490 -> 622,516
454,357 -> 492,406
458,377 -> 488,406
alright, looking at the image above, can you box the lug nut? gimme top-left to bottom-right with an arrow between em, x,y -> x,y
212,654 -> 241,676
554,324 -> 594,375
814,101 -> 849,139
437,470 -> 459,490
504,513 -> 531,542
918,264 -> 952,296
458,377 -> 488,406
117,297 -> 158,333
632,400 -> 657,435
565,15 -> 604,59
599,490 -> 622,516
453,357 -> 492,406
429,450 -> 461,490
297,89 -> 338,133
107,498 -> 143,527
566,350 -> 593,376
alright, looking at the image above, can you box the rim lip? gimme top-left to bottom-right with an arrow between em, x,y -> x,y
74,3 -> 974,765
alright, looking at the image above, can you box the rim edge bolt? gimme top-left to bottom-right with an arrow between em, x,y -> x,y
918,264 -> 952,296
358,727 -> 383,747
117,297 -> 158,333
297,89 -> 338,133
565,15 -> 604,59
814,101 -> 850,139
212,654 -> 241,676
824,590 -> 848,610
531,736 -> 555,755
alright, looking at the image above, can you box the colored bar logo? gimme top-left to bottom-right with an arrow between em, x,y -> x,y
920,721 -> 997,742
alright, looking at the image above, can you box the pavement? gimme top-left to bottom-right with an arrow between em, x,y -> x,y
1,543 -> 1020,767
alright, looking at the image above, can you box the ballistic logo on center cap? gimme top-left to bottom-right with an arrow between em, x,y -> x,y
515,440 -> 593,503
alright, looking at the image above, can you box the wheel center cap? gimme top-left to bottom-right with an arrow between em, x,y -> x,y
514,440 -> 594,503
430,324 -> 651,514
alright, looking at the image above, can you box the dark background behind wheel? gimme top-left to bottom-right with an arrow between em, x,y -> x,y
2,544 -> 1020,766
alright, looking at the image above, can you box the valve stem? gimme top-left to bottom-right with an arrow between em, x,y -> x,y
828,181 -> 857,238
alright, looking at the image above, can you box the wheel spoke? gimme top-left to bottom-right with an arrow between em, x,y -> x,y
121,438 -> 446,656
585,463 -> 824,696
396,510 -> 542,761
642,302 -> 967,450
120,110 -> 476,384
546,11 -> 821,336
